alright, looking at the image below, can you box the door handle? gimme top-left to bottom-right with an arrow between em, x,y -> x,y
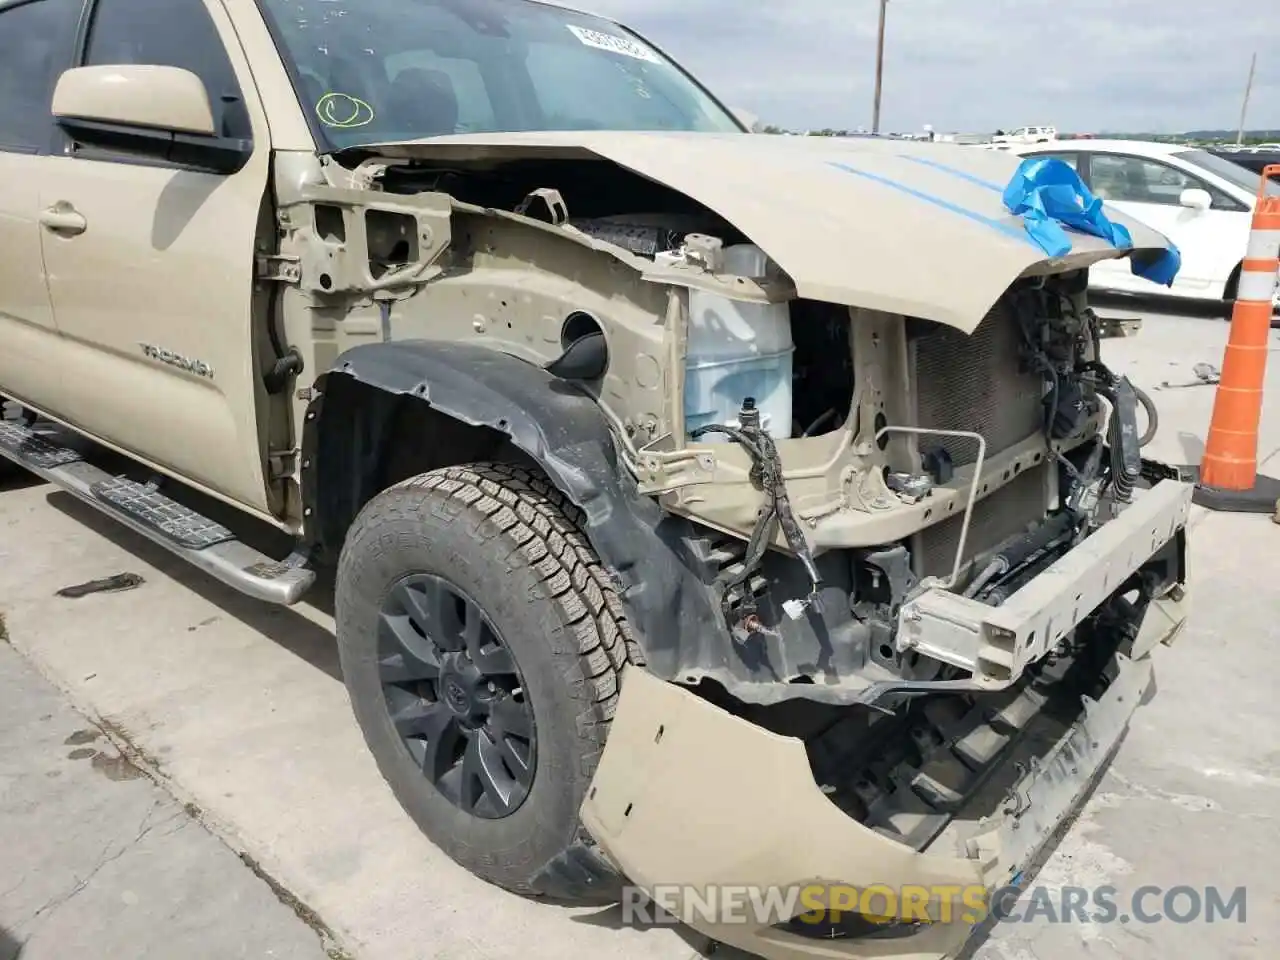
39,203 -> 87,236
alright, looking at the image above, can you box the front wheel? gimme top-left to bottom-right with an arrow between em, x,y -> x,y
335,463 -> 635,896
1222,267 -> 1240,321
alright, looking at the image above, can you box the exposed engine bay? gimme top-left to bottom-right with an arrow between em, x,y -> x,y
301,148 -> 1183,714
674,271 -> 1173,701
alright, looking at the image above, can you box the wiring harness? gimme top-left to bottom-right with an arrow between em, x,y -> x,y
689,399 -> 825,627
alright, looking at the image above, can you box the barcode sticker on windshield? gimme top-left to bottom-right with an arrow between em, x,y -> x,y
566,24 -> 661,63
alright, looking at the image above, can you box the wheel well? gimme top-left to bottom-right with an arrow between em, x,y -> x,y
305,375 -> 537,562
303,343 -> 732,689
379,390 -> 539,485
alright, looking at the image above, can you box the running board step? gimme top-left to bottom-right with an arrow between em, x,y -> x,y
91,476 -> 237,550
0,421 -> 83,469
0,421 -> 314,605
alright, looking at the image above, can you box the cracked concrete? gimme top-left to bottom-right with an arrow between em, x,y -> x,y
1,302 -> 1278,960
0,642 -> 330,960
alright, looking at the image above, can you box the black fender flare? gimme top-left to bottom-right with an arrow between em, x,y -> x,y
300,340 -> 725,678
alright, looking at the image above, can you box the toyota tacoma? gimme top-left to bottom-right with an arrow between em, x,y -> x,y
0,0 -> 1191,957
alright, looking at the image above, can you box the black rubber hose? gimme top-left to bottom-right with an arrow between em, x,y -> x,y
1133,383 -> 1159,448
994,511 -> 1077,573
1078,360 -> 1158,448
984,562 -> 1045,607
965,511 -> 1077,599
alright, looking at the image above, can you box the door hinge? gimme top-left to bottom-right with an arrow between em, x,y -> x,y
255,254 -> 301,283
268,449 -> 299,480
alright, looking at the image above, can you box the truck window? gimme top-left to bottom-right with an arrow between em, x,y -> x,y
258,0 -> 743,150
79,0 -> 252,141
523,39 -> 700,131
383,51 -> 497,135
0,0 -> 81,153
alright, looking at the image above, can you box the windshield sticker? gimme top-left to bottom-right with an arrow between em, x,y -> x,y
316,92 -> 375,129
566,24 -> 661,63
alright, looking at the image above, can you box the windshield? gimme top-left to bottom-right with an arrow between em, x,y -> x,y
258,0 -> 744,150
1174,149 -> 1280,198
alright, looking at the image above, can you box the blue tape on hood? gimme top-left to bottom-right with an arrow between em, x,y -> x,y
1002,156 -> 1181,287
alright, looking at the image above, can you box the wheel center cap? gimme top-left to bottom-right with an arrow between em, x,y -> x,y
442,676 -> 472,716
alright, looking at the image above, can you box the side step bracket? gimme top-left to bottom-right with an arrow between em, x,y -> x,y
0,419 -> 314,605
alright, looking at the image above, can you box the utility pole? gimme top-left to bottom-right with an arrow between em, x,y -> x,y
1236,51 -> 1257,145
872,0 -> 888,134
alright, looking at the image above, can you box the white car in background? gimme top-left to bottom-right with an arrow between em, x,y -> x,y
993,125 -> 1058,145
1009,139 -> 1280,312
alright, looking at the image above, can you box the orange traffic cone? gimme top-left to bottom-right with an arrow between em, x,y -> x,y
1194,163 -> 1280,512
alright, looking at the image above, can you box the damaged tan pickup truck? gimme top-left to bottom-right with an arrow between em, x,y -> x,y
0,0 -> 1192,956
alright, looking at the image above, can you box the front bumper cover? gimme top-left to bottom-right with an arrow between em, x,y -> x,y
582,657 -> 1158,960
581,587 -> 1189,960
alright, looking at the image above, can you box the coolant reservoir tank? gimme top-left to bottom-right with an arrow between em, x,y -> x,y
683,244 -> 794,442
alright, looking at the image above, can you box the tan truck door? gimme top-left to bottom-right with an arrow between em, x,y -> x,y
0,0 -> 82,406
36,0 -> 276,516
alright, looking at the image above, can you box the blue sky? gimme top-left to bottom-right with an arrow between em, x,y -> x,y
576,0 -> 1280,134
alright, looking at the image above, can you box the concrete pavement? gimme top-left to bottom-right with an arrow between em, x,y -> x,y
1092,297 -> 1280,474
0,465 -> 704,959
1,303 -> 1278,960
0,639 -> 332,960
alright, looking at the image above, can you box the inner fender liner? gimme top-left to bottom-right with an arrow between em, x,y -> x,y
302,340 -> 726,678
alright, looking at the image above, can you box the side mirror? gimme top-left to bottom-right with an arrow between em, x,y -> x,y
51,65 -> 251,174
1179,187 -> 1212,211
53,65 -> 217,136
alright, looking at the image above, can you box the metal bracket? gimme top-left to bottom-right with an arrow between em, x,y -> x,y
1094,315 -> 1143,339
682,233 -> 725,272
255,254 -> 301,283
875,424 -> 989,590
515,188 -> 569,225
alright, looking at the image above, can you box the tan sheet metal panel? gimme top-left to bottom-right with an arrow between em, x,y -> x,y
363,132 -> 1173,332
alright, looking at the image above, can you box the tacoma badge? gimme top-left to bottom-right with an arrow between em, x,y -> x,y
139,343 -> 214,379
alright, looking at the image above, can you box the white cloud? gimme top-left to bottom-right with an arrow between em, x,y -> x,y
576,0 -> 1280,133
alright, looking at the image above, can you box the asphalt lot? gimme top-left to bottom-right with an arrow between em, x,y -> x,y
2,298 -> 1278,960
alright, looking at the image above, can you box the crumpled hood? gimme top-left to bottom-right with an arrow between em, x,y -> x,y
360,131 -> 1174,332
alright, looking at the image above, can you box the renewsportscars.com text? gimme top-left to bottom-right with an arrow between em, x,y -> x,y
620,883 -> 1248,927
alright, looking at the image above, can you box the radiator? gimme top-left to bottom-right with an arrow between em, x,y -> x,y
916,461 -> 1053,580
912,299 -> 1052,580
912,299 -> 1044,467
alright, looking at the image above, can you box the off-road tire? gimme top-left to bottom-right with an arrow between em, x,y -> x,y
1221,267 -> 1280,326
335,462 -> 638,897
1222,266 -> 1240,321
